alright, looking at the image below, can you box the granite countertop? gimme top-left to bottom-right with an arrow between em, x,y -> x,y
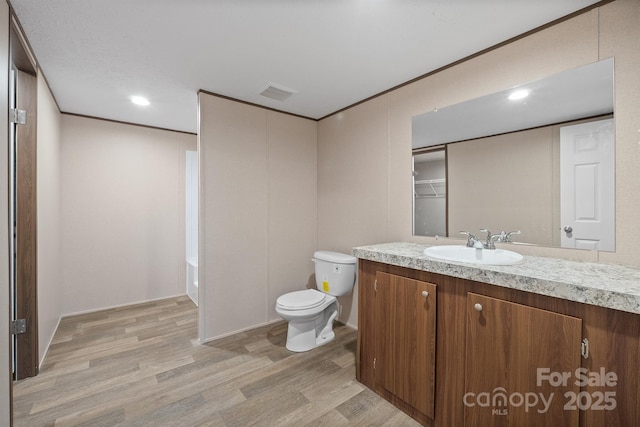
352,242 -> 640,315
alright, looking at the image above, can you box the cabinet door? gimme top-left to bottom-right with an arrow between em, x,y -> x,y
465,293 -> 582,427
375,271 -> 437,419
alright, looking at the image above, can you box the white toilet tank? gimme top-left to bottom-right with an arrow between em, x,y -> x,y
313,251 -> 357,296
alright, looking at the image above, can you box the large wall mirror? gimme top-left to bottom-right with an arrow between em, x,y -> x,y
412,58 -> 615,251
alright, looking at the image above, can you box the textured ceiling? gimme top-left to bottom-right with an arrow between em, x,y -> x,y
10,0 -> 601,133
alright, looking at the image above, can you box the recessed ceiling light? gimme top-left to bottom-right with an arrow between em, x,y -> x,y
508,89 -> 529,101
131,95 -> 150,106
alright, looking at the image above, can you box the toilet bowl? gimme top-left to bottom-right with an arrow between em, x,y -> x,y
275,251 -> 357,352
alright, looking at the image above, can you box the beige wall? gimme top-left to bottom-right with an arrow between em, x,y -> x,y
317,96 -> 390,327
318,0 -> 640,326
37,73 -> 63,365
598,0 -> 640,266
198,93 -> 317,341
0,1 -> 10,424
60,115 -> 196,315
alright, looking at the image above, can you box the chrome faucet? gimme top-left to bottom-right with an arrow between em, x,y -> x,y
462,229 -> 522,249
480,229 -> 502,250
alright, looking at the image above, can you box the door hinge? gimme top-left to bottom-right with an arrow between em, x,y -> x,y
10,108 -> 26,125
373,357 -> 376,369
581,338 -> 589,359
11,319 -> 26,335
374,279 -> 377,292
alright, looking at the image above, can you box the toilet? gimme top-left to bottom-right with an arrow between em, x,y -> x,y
275,251 -> 357,352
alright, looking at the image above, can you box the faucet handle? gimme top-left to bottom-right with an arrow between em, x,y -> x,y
460,231 -> 479,248
500,230 -> 521,242
490,233 -> 502,243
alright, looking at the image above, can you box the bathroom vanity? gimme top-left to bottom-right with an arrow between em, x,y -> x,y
353,242 -> 640,427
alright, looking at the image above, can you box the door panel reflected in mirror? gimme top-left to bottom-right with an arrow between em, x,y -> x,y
412,58 -> 615,251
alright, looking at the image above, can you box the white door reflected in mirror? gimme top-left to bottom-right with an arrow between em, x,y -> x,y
560,119 -> 615,251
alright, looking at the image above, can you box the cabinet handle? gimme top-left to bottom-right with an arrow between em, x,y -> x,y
474,303 -> 483,312
421,290 -> 429,298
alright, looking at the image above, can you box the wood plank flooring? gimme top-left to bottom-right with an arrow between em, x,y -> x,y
13,296 -> 420,426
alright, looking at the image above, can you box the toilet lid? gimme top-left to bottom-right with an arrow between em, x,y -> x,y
277,289 -> 326,310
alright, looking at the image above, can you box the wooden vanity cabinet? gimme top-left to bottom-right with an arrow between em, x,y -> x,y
465,293 -> 581,427
357,259 -> 640,427
375,272 -> 436,419
357,263 -> 438,425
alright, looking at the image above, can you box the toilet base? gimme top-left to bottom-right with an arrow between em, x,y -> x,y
284,302 -> 338,352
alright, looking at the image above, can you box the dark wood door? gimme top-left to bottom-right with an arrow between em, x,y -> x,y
13,68 -> 38,380
465,293 -> 581,427
375,271 -> 437,419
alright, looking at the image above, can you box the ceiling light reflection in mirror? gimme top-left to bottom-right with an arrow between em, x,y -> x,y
131,95 -> 150,106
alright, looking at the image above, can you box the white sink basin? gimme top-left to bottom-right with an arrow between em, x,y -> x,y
423,245 -> 523,266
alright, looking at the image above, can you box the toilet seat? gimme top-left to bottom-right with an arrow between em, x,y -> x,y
276,289 -> 326,310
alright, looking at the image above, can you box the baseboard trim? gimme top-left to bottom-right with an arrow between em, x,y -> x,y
199,318 -> 284,345
199,318 -> 357,345
61,294 -> 188,318
39,315 -> 62,369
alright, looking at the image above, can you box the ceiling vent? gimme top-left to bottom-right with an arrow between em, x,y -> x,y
259,83 -> 297,102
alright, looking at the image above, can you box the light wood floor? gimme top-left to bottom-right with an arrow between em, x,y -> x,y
13,296 -> 420,426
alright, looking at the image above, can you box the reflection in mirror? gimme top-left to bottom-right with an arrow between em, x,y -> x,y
412,148 -> 446,237
412,58 -> 615,251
